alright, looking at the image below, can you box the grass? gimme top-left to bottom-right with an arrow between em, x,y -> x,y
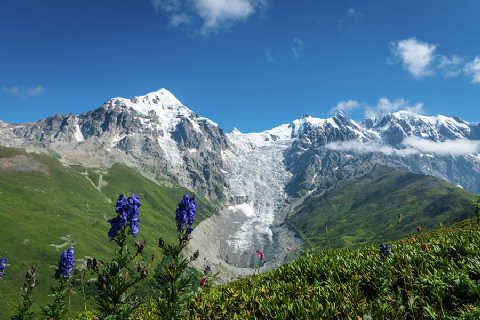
0,147 -> 216,317
68,216 -> 480,319
114,216 -> 479,319
288,166 -> 477,250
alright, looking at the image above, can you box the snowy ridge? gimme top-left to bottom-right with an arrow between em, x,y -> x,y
364,110 -> 475,143
221,112 -> 364,253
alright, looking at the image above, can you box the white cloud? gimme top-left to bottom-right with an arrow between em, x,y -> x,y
150,0 -> 267,34
265,49 -> 273,63
464,56 -> 480,84
150,0 -> 181,12
2,86 -> 22,97
365,97 -> 425,118
24,85 -> 44,96
322,137 -> 480,157
2,85 -> 44,98
329,100 -> 360,115
292,38 -> 303,58
437,55 -> 464,78
390,38 -> 436,78
402,136 -> 480,156
170,13 -> 191,27
323,140 -> 419,156
338,8 -> 363,25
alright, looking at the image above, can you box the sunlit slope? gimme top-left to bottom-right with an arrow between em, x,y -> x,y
0,147 -> 215,315
288,166 -> 477,250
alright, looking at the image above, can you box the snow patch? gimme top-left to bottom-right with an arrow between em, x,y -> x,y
74,124 -> 85,142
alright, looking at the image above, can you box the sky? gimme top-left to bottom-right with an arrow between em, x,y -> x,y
1,0 -> 479,133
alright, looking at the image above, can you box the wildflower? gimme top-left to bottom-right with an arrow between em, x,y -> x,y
57,246 -> 75,278
186,227 -> 194,235
200,277 -> 207,287
417,226 -> 421,232
204,257 -> 206,260
203,264 -> 211,274
379,243 -> 391,258
406,238 -> 410,244
125,272 -> 128,280
257,251 -> 264,260
151,253 -> 155,262
287,247 -> 291,251
108,193 -> 142,241
0,258 -> 7,279
423,243 -> 428,250
219,262 -> 221,265
175,195 -> 196,232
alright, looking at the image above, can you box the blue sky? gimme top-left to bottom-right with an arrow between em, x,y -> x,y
1,0 -> 479,133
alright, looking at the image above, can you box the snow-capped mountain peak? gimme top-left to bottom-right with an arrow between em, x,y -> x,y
229,127 -> 242,134
364,111 -> 474,144
106,88 -> 193,119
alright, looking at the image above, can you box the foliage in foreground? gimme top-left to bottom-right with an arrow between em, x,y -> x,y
182,217 -> 480,319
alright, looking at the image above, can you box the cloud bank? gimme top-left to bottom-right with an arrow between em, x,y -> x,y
150,0 -> 267,34
323,140 -> 419,156
323,137 -> 480,157
402,136 -> 480,156
2,85 -> 44,98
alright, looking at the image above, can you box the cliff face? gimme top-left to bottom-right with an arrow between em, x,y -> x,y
0,89 -> 231,200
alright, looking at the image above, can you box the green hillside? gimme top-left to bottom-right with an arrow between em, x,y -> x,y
0,147 -> 216,316
288,166 -> 477,250
180,216 -> 480,319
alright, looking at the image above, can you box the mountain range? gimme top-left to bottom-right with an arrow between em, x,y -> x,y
1,88 -> 479,272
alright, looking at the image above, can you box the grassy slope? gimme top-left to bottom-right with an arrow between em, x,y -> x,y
288,166 -> 477,250
181,217 -> 480,319
0,147 -> 215,316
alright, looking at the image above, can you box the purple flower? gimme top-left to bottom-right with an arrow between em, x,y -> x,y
379,243 -> 391,258
57,247 -> 75,278
186,227 -> 194,235
0,258 -> 7,279
203,264 -> 211,274
108,194 -> 142,241
175,195 -> 196,232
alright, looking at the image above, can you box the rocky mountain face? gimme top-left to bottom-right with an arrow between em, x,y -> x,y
284,110 -> 480,201
0,89 -> 230,201
1,89 -> 480,270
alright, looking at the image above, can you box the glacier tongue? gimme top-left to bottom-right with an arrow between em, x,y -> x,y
223,129 -> 294,256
